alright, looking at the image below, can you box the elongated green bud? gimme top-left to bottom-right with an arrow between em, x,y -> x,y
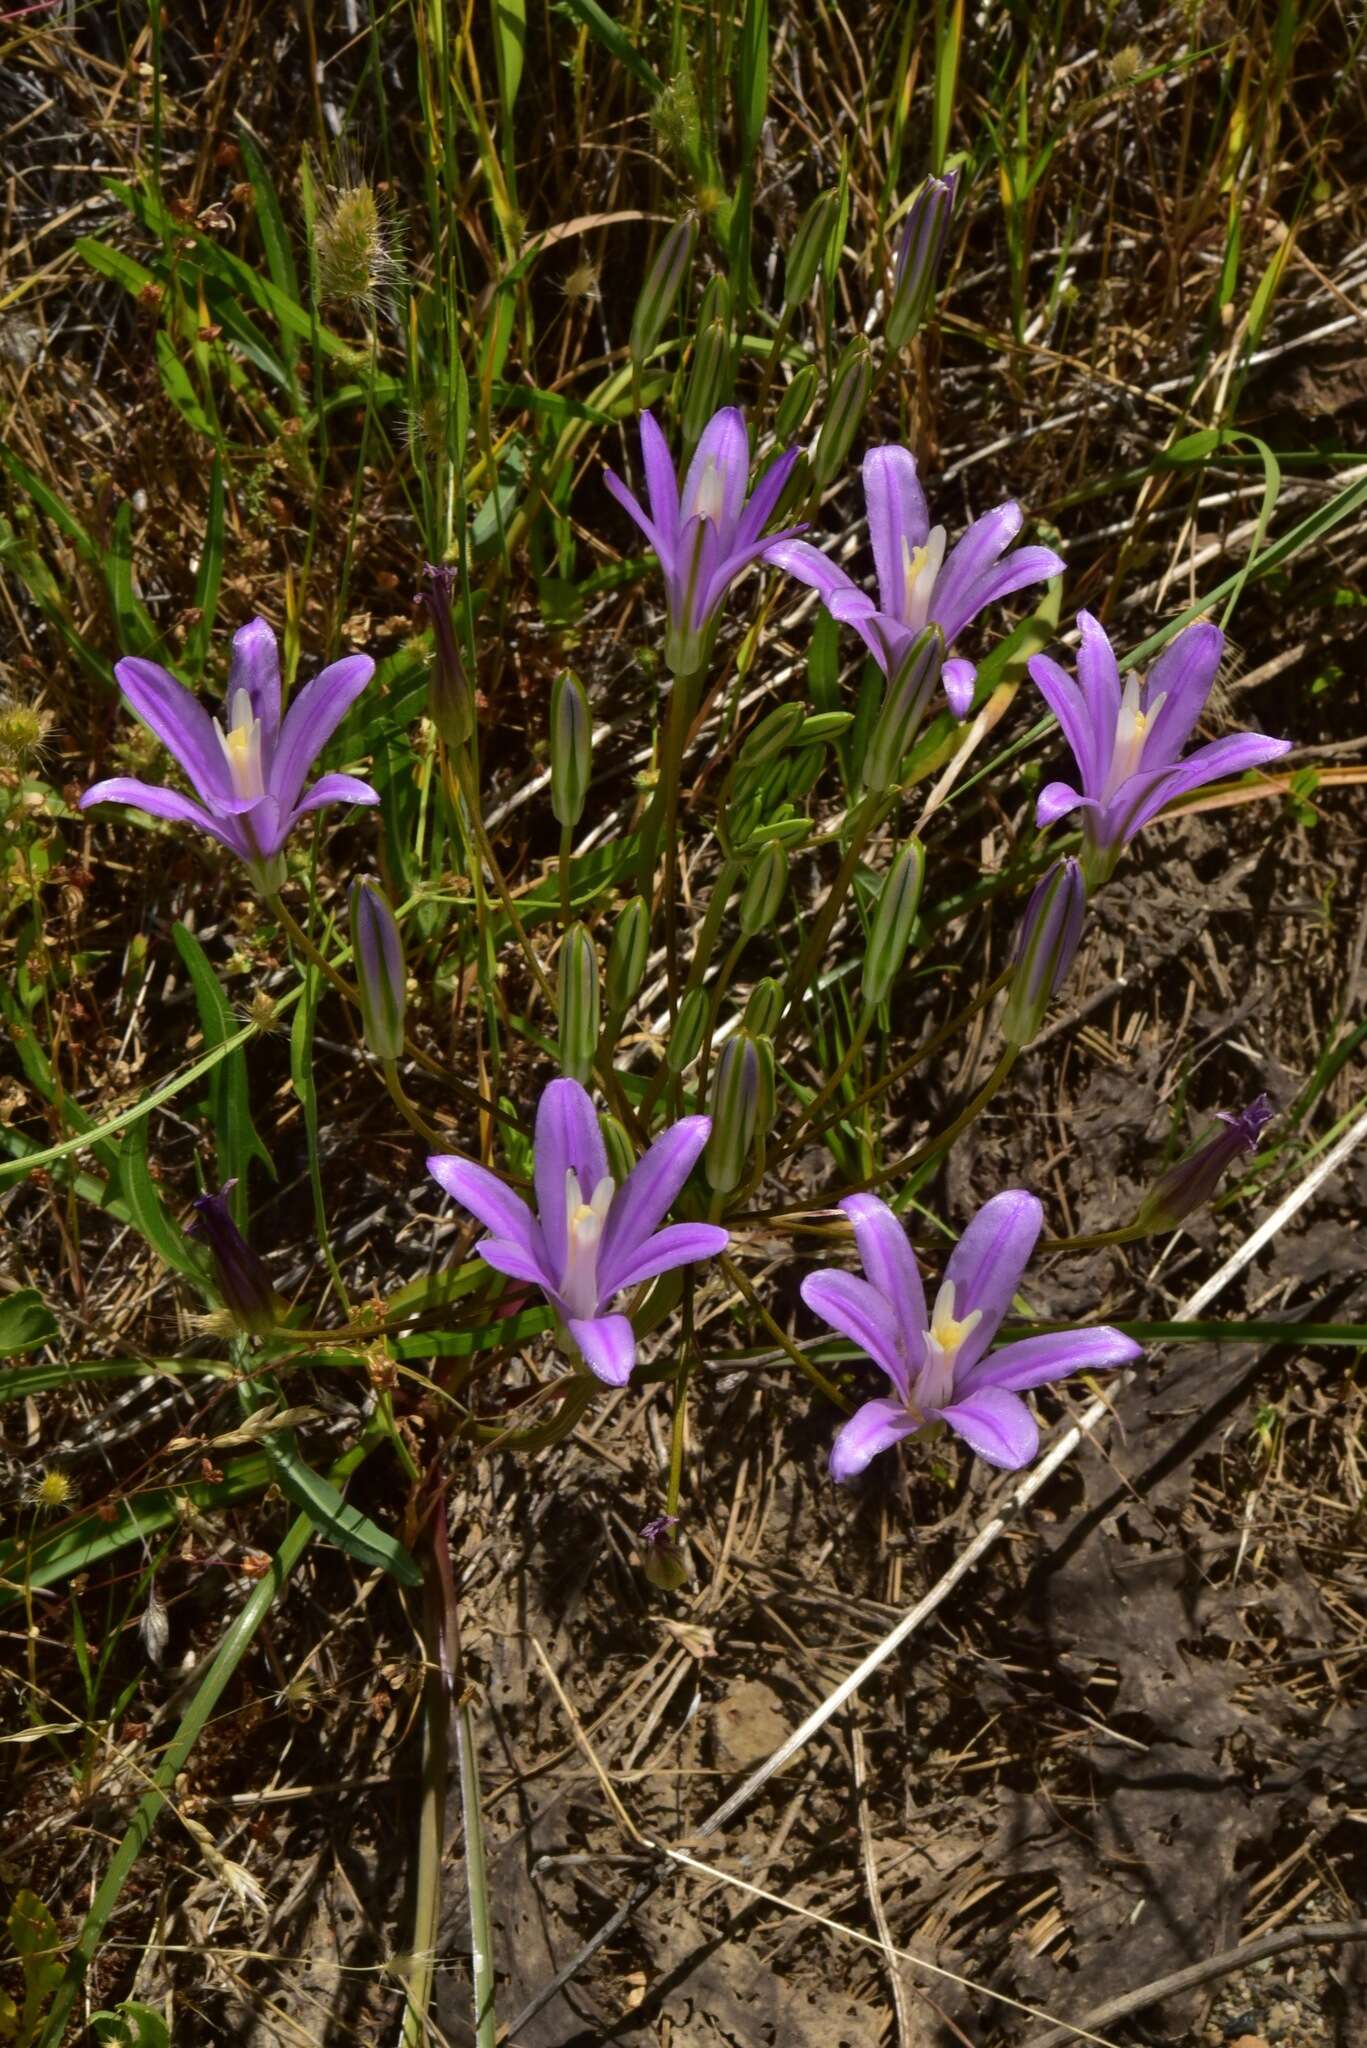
349,878 -> 407,1063
683,320 -> 731,451
862,839 -> 925,1010
558,923 -> 600,1083
666,986 -> 708,1073
811,337 -> 872,489
799,711 -> 853,744
886,170 -> 957,352
739,701 -> 805,768
861,625 -> 944,793
774,361 -> 819,441
784,190 -> 839,312
705,1031 -> 768,1194
601,1112 -> 636,1187
606,894 -> 650,1010
1001,858 -> 1086,1048
698,273 -> 731,331
630,217 -> 696,374
550,671 -> 592,828
419,563 -> 474,749
744,976 -> 784,1038
738,839 -> 788,936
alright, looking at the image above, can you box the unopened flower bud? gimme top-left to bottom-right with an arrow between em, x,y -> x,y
600,1112 -> 636,1187
666,986 -> 708,1073
886,170 -> 957,352
698,273 -> 730,331
783,190 -> 839,312
863,839 -> 925,1010
811,337 -> 873,490
349,878 -> 406,1063
550,671 -> 592,827
630,217 -> 696,374
683,321 -> 731,452
705,1031 -> 764,1194
1001,858 -> 1085,1048
738,839 -> 788,936
861,625 -> 944,793
774,361 -> 819,441
606,895 -> 650,1010
188,1184 -> 281,1336
744,976 -> 784,1038
739,701 -> 805,772
419,563 -> 474,749
1134,1095 -> 1273,1232
639,1512 -> 689,1591
558,923 -> 600,1083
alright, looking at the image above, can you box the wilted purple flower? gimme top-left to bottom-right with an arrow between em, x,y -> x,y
427,1078 -> 729,1386
765,444 -> 1064,718
188,1181 -> 281,1335
802,1191 -> 1140,1478
1135,1093 -> 1273,1232
81,618 -> 377,892
602,407 -> 804,677
1029,612 -> 1292,888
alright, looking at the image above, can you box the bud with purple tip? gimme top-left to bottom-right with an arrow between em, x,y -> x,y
419,564 -> 474,750
886,169 -> 957,351
349,878 -> 406,1064
188,1184 -> 282,1335
1001,858 -> 1086,1048
1134,1095 -> 1274,1231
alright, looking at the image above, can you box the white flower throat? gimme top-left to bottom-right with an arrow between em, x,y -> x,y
561,1168 -> 615,1318
899,526 -> 945,630
912,1279 -> 983,1413
1104,673 -> 1166,799
692,455 -> 727,528
215,687 -> 266,802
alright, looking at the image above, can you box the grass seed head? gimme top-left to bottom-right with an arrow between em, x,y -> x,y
27,1468 -> 76,1513
313,172 -> 402,316
0,697 -> 54,771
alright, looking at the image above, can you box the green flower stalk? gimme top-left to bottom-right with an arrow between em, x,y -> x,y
558,924 -> 600,1084
811,337 -> 873,491
550,672 -> 592,828
349,878 -> 407,1063
1001,858 -> 1085,1048
863,839 -> 925,1010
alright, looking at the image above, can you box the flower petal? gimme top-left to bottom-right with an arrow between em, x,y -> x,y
800,1269 -> 910,1395
288,771 -> 381,819
862,445 -> 930,615
958,1324 -> 1141,1397
927,501 -> 1021,633
735,446 -> 802,549
638,410 -> 681,554
935,536 -> 1064,647
761,538 -> 867,615
1030,653 -> 1102,798
78,777 -> 246,855
1140,619 -> 1223,764
426,1154 -> 546,1267
701,524 -> 807,622
840,1194 -> 926,1374
939,1386 -> 1039,1469
942,658 -> 976,718
598,1115 -> 711,1291
679,406 -> 748,540
603,1222 -> 729,1296
114,655 -> 234,806
228,616 -> 282,752
1074,612 -> 1122,766
477,1237 -> 553,1289
269,653 -> 376,817
1036,779 -> 1092,829
603,465 -> 668,564
942,1190 -> 1043,1375
830,1397 -> 919,1482
567,1313 -> 637,1386
534,1078 -> 608,1277
1117,731 -> 1292,845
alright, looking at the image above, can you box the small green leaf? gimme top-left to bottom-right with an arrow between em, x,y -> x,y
0,1288 -> 58,1358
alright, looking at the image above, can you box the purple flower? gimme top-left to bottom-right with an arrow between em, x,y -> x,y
765,444 -> 1064,718
602,407 -> 805,677
187,1181 -> 281,1335
427,1078 -> 729,1387
1028,611 -> 1292,888
802,1190 -> 1140,1479
81,617 -> 378,891
1135,1092 -> 1273,1232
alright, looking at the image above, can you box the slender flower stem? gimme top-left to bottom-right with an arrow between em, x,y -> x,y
466,1376 -> 594,1454
774,792 -> 887,1055
447,751 -> 558,1013
1040,1222 -> 1149,1253
719,1254 -> 850,1410
558,821 -> 574,931
658,667 -> 700,1022
695,933 -> 748,1099
382,1060 -> 447,1148
639,855 -> 742,1124
268,893 -> 358,1002
864,1045 -> 1019,1195
780,1008 -> 875,1157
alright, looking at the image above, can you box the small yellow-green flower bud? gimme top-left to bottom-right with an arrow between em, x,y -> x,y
606,895 -> 650,1010
631,217 -> 696,375
862,839 -> 925,1010
550,671 -> 592,828
739,701 -> 805,769
783,190 -> 840,312
811,337 -> 872,490
738,839 -> 788,937
705,1030 -> 763,1194
666,987 -> 708,1073
773,361 -> 819,441
558,923 -> 600,1083
743,976 -> 784,1038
